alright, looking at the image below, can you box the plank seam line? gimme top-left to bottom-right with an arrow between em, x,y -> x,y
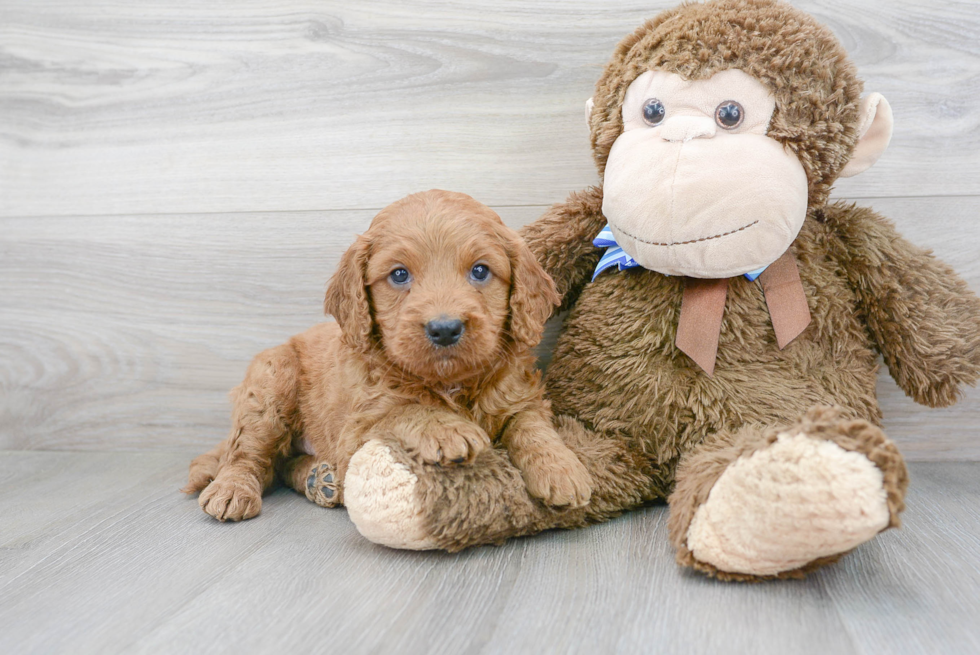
2,194 -> 979,222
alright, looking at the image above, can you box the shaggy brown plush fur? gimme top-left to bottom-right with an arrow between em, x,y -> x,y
344,0 -> 980,580
183,190 -> 594,520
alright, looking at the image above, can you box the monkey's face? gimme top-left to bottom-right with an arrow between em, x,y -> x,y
601,69 -> 809,279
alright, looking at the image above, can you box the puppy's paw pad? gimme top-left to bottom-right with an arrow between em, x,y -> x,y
199,477 -> 262,522
305,462 -> 342,507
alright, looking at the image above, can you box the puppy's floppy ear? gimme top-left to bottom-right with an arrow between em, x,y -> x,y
324,235 -> 374,353
508,235 -> 561,350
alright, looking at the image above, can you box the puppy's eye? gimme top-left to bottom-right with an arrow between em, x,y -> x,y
389,267 -> 411,286
469,264 -> 491,283
715,101 -> 744,129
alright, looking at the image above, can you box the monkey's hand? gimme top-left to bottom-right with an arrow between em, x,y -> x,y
827,201 -> 980,407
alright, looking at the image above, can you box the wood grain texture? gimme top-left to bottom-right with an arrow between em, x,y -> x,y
0,206 -> 537,451
820,463 -> 980,654
1,0 -> 979,217
2,198 -> 979,456
0,453 -> 977,654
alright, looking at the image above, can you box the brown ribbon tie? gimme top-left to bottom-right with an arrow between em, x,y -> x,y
675,250 -> 811,376
675,277 -> 728,376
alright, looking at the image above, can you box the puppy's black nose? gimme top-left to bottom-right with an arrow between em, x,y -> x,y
426,318 -> 464,347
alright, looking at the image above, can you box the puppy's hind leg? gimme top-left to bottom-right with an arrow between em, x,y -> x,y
196,344 -> 301,521
182,441 -> 227,494
279,455 -> 343,508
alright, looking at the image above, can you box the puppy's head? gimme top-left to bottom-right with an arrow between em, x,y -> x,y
324,189 -> 559,384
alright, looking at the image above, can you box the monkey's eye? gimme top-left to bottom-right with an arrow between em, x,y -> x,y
641,98 -> 666,126
469,264 -> 491,283
715,101 -> 744,129
389,267 -> 411,286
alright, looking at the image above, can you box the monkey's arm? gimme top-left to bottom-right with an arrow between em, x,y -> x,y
519,186 -> 607,311
826,202 -> 980,407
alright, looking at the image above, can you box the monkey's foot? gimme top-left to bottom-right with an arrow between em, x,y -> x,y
344,436 -> 585,551
669,407 -> 908,581
344,440 -> 439,550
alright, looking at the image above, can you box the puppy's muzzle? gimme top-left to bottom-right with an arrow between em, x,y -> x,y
426,317 -> 465,347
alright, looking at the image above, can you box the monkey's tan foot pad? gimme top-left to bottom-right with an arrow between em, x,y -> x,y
344,440 -> 439,550
305,462 -> 342,508
685,432 -> 892,577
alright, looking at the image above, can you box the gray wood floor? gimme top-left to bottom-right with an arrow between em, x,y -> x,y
0,452 -> 978,655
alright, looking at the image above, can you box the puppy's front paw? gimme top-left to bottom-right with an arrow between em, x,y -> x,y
198,474 -> 262,521
413,420 -> 490,466
521,448 -> 593,508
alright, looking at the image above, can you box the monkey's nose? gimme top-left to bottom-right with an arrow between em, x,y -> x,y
426,317 -> 465,347
660,116 -> 716,143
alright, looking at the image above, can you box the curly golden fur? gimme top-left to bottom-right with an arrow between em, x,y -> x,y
183,190 -> 592,520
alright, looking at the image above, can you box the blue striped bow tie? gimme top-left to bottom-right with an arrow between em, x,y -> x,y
592,225 -> 768,282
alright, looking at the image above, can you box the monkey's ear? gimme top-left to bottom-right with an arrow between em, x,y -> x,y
323,235 -> 374,353
585,97 -> 595,128
840,93 -> 893,178
508,236 -> 561,351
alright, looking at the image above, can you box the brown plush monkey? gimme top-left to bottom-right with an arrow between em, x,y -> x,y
339,0 -> 980,580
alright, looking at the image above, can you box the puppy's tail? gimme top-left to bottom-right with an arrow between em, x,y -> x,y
181,442 -> 226,494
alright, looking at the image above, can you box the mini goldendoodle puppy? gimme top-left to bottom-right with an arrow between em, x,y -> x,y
184,190 -> 593,521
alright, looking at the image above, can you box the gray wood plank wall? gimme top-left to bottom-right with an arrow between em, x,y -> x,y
2,0 -> 978,456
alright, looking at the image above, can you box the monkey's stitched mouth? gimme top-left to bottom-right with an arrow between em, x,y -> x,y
613,220 -> 759,247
